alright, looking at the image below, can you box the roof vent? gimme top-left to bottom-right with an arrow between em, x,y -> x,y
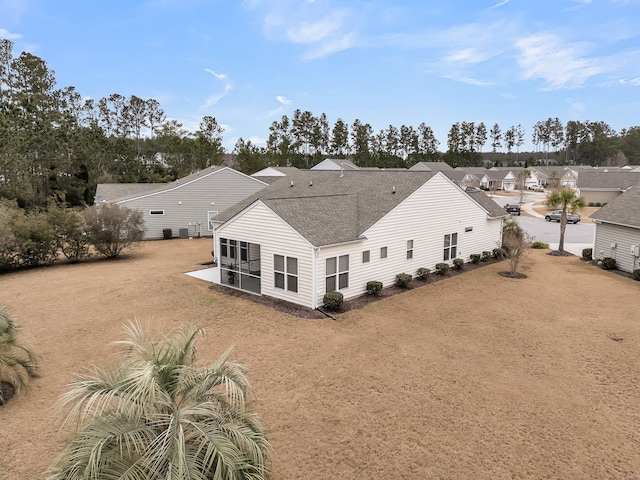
290,181 -> 294,187
309,181 -> 313,187
392,185 -> 396,194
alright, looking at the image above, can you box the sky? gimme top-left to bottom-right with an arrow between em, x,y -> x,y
1,0 -> 639,152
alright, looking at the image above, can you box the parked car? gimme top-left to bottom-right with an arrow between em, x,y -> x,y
504,204 -> 521,215
545,210 -> 581,224
528,184 -> 544,191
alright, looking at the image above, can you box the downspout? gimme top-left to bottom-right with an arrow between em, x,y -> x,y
311,246 -> 320,309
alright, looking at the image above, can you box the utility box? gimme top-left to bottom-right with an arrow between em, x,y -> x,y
179,228 -> 189,239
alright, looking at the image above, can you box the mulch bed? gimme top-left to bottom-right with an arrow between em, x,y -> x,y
210,257 -> 505,319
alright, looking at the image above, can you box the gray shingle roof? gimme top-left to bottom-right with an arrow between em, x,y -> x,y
577,171 -> 640,190
590,185 -> 640,228
409,161 -> 454,171
215,170 -> 506,247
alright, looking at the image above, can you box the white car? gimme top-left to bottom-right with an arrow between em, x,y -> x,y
528,184 -> 544,191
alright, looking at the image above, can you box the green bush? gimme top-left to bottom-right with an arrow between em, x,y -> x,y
481,251 -> 491,262
632,269 -> 640,281
83,204 -> 145,259
12,209 -> 59,267
601,257 -> 616,270
395,273 -> 413,289
595,202 -> 602,207
492,247 -> 505,258
48,204 -> 90,263
531,241 -> 549,249
415,267 -> 430,280
588,202 -> 595,207
470,254 -> 481,264
366,281 -> 383,296
323,291 -> 344,311
162,228 -> 172,240
435,263 -> 449,275
582,248 -> 592,261
452,258 -> 464,269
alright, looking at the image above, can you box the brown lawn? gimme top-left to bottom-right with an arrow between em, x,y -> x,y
2,239 -> 640,479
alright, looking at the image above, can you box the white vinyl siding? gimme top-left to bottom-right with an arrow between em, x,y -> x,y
317,174 -> 503,306
116,168 -> 266,239
216,201 -> 314,307
593,223 -> 640,273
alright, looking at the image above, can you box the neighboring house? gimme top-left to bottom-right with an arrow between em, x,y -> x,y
530,166 -> 576,188
251,166 -> 300,184
311,158 -> 359,170
590,185 -> 640,273
486,169 -> 517,191
442,170 -> 481,189
211,170 -> 506,309
494,167 -> 539,189
454,167 -> 491,189
96,166 -> 268,240
576,171 -> 640,206
409,161 -> 454,172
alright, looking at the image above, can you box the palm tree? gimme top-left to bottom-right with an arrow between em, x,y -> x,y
48,322 -> 271,480
0,306 -> 39,405
545,187 -> 586,254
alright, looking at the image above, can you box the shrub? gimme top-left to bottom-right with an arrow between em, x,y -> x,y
601,257 -> 616,270
481,251 -> 491,262
452,258 -> 464,269
162,228 -> 172,240
395,273 -> 413,289
415,267 -> 430,280
531,241 -> 549,249
0,200 -> 19,271
633,269 -> 640,281
588,202 -> 595,207
323,291 -> 344,311
595,202 -> 602,207
582,248 -> 592,261
470,253 -> 481,264
366,280 -> 383,296
12,209 -> 59,267
435,263 -> 449,275
83,204 -> 145,258
47,204 -> 90,263
492,247 -> 505,259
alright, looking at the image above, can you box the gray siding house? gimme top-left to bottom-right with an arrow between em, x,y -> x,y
96,166 -> 268,239
577,171 -> 640,206
211,170 -> 506,309
590,185 -> 640,273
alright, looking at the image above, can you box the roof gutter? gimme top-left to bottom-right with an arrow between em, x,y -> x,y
592,219 -> 640,229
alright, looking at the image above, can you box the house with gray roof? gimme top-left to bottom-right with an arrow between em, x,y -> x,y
577,171 -> 640,206
409,161 -> 454,172
311,158 -> 359,171
590,185 -> 640,273
211,170 -> 506,309
96,166 -> 268,240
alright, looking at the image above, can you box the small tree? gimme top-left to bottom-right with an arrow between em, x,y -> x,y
83,203 -> 145,258
47,203 -> 90,262
545,187 -> 586,254
49,322 -> 271,480
501,217 -> 531,277
0,307 -> 39,405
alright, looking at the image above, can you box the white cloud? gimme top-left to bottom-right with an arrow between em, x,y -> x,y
445,48 -> 490,64
515,34 -> 602,89
267,106 -> 284,118
204,68 -> 227,80
286,18 -> 340,43
276,95 -> 291,105
630,77 -> 640,86
0,28 -> 22,40
443,74 -> 493,87
489,0 -> 510,9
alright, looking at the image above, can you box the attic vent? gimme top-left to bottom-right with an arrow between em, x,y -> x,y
290,181 -> 294,187
392,185 -> 396,194
309,181 -> 313,187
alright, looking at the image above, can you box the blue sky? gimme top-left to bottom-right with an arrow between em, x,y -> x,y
1,0 -> 639,152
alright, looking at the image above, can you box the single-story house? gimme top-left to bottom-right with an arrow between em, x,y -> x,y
454,167 -> 491,189
576,171 -> 640,206
590,185 -> 640,273
251,166 -> 300,184
486,169 -> 517,191
95,166 -> 268,240
442,170 -> 481,189
211,170 -> 507,309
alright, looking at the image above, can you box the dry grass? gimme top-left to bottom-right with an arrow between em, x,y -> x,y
2,239 -> 640,479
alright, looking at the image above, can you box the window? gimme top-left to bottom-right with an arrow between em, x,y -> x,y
362,250 -> 370,263
149,210 -> 164,215
380,247 -> 387,259
274,254 -> 298,292
406,240 -> 414,260
443,233 -> 458,261
326,255 -> 349,292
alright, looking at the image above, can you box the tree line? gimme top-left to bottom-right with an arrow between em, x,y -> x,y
2,38 -> 640,210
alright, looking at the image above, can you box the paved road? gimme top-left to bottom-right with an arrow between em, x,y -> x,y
488,191 -> 594,256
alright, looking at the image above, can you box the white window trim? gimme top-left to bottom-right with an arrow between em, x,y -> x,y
274,255 -> 298,293
207,210 -> 219,232
326,255 -> 349,292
